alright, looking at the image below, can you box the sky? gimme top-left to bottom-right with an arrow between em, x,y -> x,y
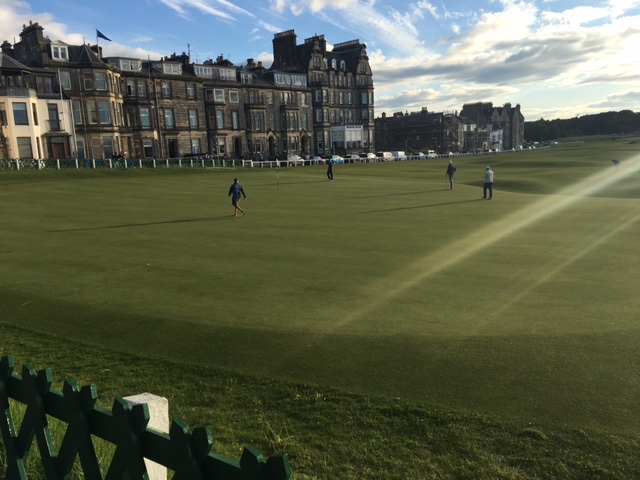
2,0 -> 640,121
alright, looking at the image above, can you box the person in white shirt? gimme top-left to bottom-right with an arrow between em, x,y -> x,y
483,166 -> 494,200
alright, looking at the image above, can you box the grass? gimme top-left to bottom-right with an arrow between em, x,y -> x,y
1,138 -> 640,478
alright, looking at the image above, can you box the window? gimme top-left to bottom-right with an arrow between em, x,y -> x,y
126,80 -> 135,96
216,110 -> 224,129
36,76 -> 54,94
76,138 -> 85,160
86,101 -> 97,124
340,60 -> 346,70
161,82 -> 171,98
331,59 -> 337,70
51,45 -> 68,61
98,101 -> 110,124
47,104 -> 60,130
164,109 -> 175,129
103,137 -> 114,159
315,90 -> 322,103
17,137 -> 33,159
195,66 -> 213,78
268,112 -> 275,130
162,63 -> 182,75
214,89 -> 224,102
32,103 -> 38,126
232,111 -> 239,129
83,73 -> 93,90
143,138 -> 153,157
120,59 -> 141,71
219,68 -> 235,81
191,138 -> 201,154
268,92 -> 274,104
140,107 -> 151,128
301,113 -> 308,130
187,83 -> 196,99
59,71 -> 71,90
138,81 -> 147,97
188,109 -> 198,128
240,73 -> 252,84
229,91 -> 239,103
66,103 -> 80,128
95,72 -> 107,91
13,102 -> 28,125
361,92 -> 368,105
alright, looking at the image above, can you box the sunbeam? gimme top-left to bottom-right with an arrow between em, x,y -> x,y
336,155 -> 640,330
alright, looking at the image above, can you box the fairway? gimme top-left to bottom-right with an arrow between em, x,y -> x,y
2,140 -> 640,436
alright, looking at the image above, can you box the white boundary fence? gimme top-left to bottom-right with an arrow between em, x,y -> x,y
1,151 -> 513,172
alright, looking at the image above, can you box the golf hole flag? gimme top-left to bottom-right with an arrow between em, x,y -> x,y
96,29 -> 111,41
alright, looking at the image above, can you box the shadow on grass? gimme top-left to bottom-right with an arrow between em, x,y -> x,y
363,198 -> 483,213
49,215 -> 233,232
348,188 -> 448,200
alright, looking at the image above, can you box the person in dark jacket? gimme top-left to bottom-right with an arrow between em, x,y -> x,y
326,158 -> 334,181
228,177 -> 247,217
446,160 -> 456,190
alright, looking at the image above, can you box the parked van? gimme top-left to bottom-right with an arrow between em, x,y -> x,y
391,151 -> 407,161
376,151 -> 394,161
427,150 -> 437,158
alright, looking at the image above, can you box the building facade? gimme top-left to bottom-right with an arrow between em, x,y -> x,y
375,103 -> 525,154
0,22 -> 374,161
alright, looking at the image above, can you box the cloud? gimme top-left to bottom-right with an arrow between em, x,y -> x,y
157,0 -> 255,21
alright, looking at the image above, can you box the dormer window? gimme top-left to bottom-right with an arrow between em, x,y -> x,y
51,45 -> 68,61
162,63 -> 182,75
331,59 -> 337,70
340,60 -> 346,71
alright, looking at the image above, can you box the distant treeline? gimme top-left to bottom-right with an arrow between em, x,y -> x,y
525,110 -> 640,142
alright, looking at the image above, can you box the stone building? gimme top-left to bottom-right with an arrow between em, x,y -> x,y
375,108 -> 465,154
0,22 -> 373,161
459,102 -> 525,151
271,30 -> 375,156
375,102 -> 525,154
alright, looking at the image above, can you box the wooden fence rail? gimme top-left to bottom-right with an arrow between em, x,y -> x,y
0,355 -> 291,480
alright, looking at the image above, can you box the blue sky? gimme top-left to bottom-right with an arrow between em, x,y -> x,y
3,0 -> 640,121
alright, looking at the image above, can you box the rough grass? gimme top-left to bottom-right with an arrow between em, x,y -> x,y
1,138 -> 640,478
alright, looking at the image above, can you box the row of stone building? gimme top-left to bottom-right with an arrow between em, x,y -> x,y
0,21 -> 374,161
375,102 -> 525,154
0,21 -> 524,161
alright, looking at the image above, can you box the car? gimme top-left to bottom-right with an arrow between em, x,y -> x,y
286,154 -> 304,166
376,151 -> 394,161
348,154 -> 361,163
365,153 -> 377,162
414,152 -> 427,160
330,155 -> 344,164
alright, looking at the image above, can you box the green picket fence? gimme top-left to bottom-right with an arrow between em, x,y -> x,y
0,355 -> 291,480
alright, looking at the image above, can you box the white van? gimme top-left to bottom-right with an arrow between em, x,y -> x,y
391,151 -> 407,161
427,150 -> 437,158
376,151 -> 394,161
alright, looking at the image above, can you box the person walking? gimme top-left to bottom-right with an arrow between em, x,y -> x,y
446,159 -> 456,190
326,158 -> 334,181
228,177 -> 247,217
483,166 -> 494,200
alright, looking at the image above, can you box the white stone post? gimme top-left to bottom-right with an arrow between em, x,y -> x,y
124,393 -> 169,480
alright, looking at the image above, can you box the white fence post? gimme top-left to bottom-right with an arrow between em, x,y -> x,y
123,393 -> 169,480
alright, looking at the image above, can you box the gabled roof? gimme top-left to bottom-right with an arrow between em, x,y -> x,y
67,44 -> 104,66
0,52 -> 31,71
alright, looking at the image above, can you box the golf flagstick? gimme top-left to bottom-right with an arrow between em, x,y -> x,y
276,159 -> 280,189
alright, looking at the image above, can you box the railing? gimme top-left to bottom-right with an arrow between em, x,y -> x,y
0,150 -> 513,172
0,355 -> 291,480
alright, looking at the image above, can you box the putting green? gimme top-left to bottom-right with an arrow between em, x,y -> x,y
2,142 -> 639,434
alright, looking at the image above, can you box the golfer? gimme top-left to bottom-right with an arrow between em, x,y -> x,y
326,158 -> 334,181
228,177 -> 247,217
483,166 -> 494,200
446,160 -> 456,190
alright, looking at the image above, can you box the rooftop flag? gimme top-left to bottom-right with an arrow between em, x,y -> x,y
96,29 -> 111,42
